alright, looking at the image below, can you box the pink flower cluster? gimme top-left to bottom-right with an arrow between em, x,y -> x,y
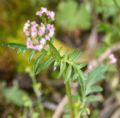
23,7 -> 55,51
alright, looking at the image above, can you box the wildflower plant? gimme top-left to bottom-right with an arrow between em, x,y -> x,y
1,7 -> 107,118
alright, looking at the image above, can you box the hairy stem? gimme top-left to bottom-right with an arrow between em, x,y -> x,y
65,81 -> 75,118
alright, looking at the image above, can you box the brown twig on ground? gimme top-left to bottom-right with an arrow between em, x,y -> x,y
52,96 -> 68,118
52,43 -> 120,118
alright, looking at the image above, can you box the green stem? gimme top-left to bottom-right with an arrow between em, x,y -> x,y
65,80 -> 75,118
31,73 -> 45,118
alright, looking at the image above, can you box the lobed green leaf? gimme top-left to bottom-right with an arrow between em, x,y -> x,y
68,49 -> 81,62
86,85 -> 103,95
86,95 -> 102,104
86,65 -> 107,86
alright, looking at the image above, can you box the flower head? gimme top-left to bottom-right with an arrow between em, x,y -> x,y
23,7 -> 55,51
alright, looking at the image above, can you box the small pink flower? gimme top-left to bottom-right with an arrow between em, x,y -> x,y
47,11 -> 55,20
49,30 -> 54,37
109,54 -> 117,64
40,38 -> 46,45
27,38 -> 34,49
24,20 -> 30,31
36,7 -> 47,16
41,7 -> 47,13
31,21 -> 38,26
38,23 -> 45,36
36,7 -> 55,21
31,21 -> 38,30
23,20 -> 30,36
36,11 -> 42,16
31,31 -> 37,38
45,35 -> 50,40
47,24 -> 54,30
25,31 -> 30,36
31,21 -> 38,38
47,24 -> 55,37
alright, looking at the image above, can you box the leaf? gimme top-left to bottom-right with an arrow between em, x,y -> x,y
34,50 -> 47,72
1,86 -> 29,107
86,95 -> 102,104
48,41 -> 61,60
78,70 -> 86,92
56,0 -> 78,30
68,50 -> 81,62
56,1 -> 91,30
36,57 -> 54,74
58,62 -> 66,78
98,23 -> 112,32
86,65 -> 107,86
78,63 -> 87,69
86,85 -> 103,95
73,65 -> 84,84
29,50 -> 37,63
64,65 -> 72,83
0,42 -> 27,51
74,66 -> 86,97
96,0 -> 120,18
72,73 -> 78,80
77,4 -> 91,30
78,70 -> 86,85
